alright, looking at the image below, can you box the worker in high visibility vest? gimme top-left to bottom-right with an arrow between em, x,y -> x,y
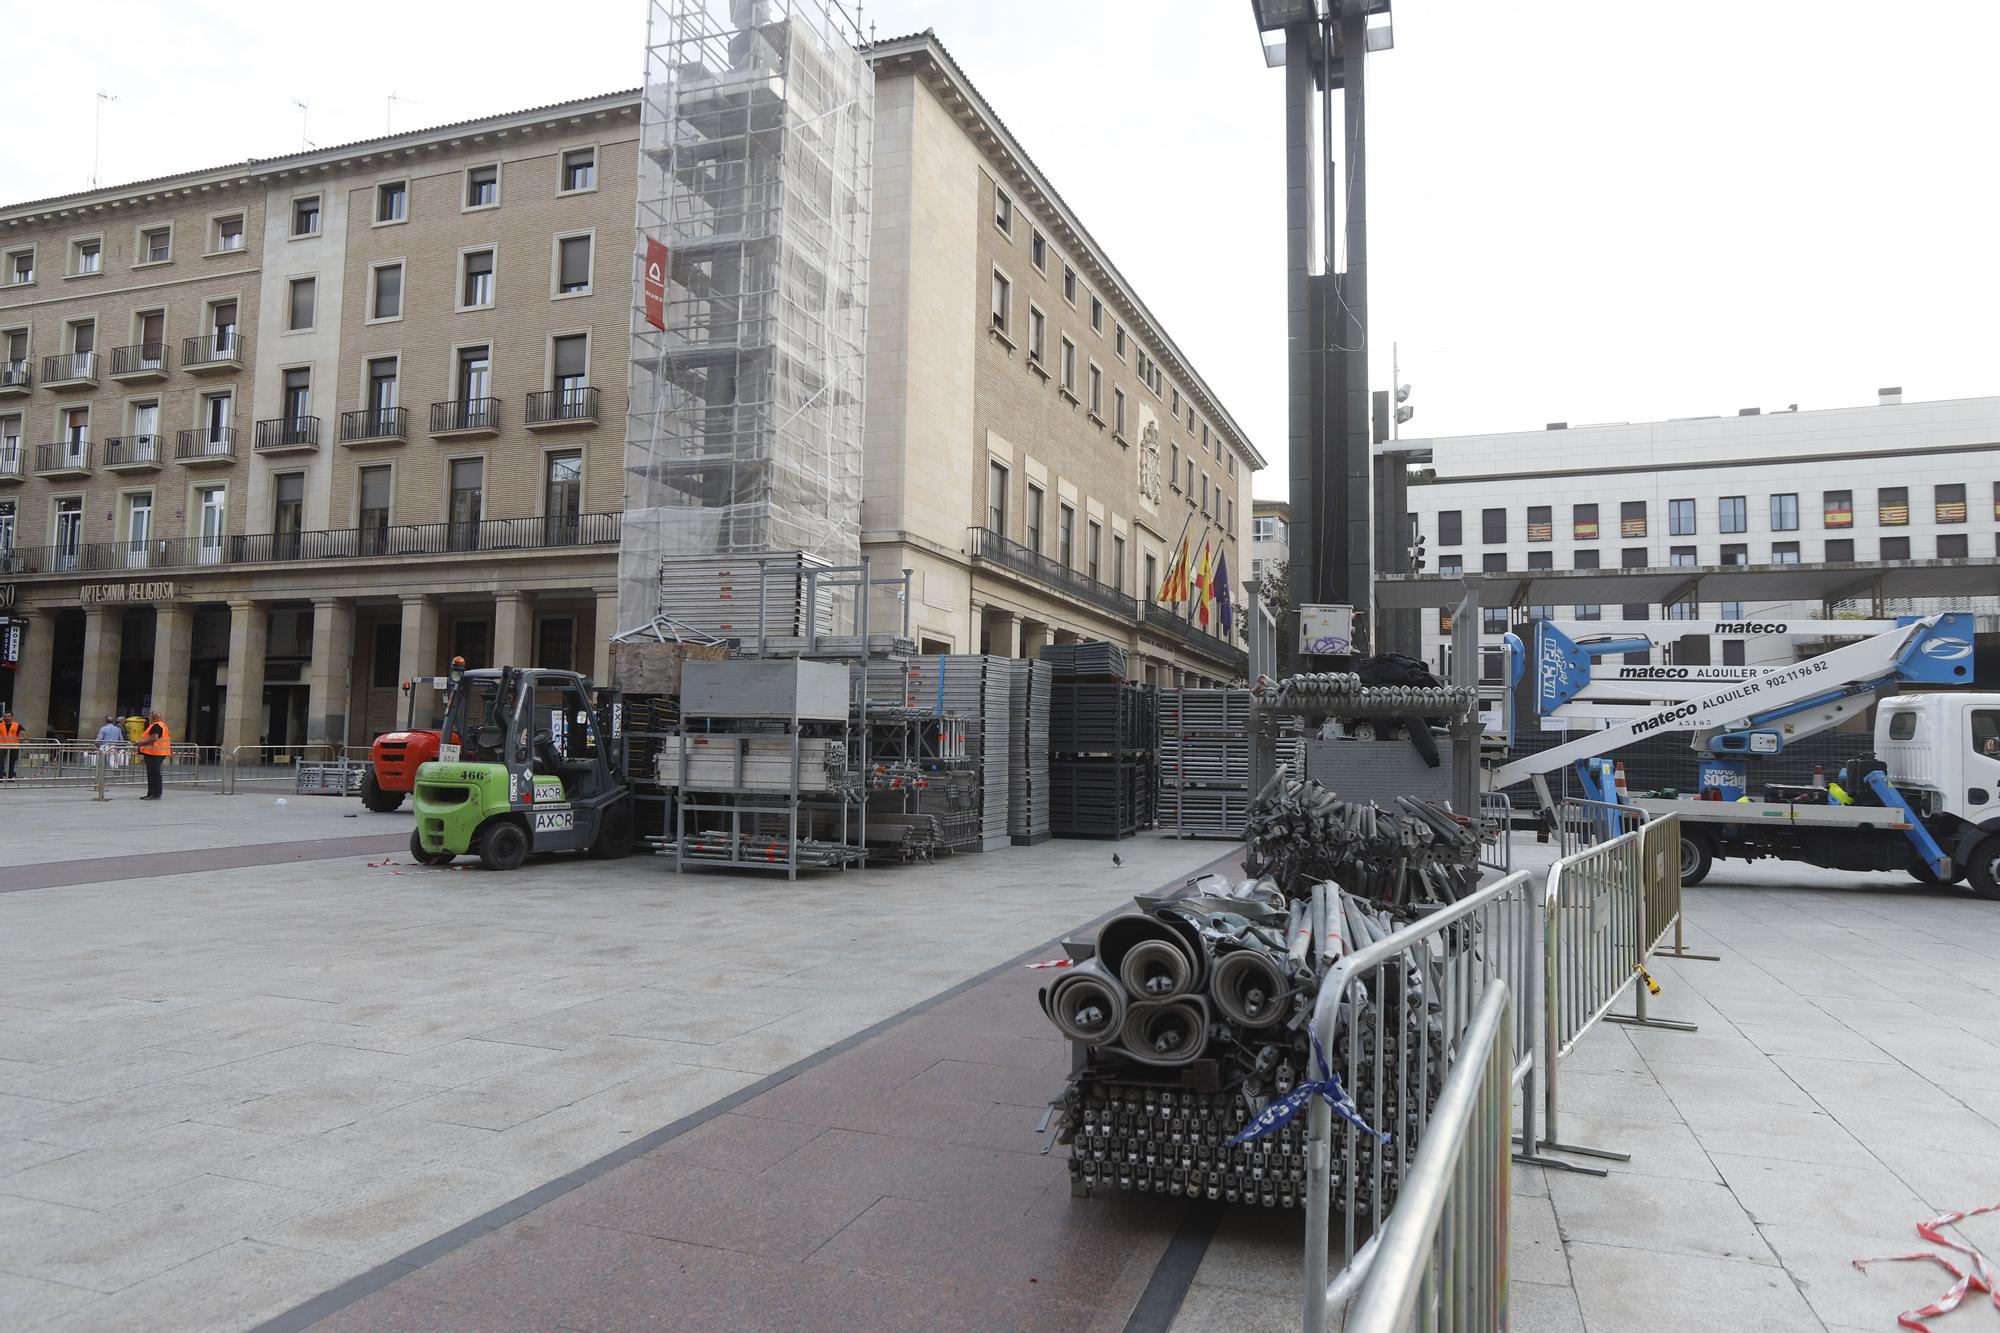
0,711 -> 19,781
137,712 -> 171,800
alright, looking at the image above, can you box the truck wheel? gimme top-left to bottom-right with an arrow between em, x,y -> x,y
409,830 -> 454,866
1679,829 -> 1714,887
361,771 -> 406,813
1968,837 -> 2000,902
478,820 -> 530,872
589,803 -> 636,860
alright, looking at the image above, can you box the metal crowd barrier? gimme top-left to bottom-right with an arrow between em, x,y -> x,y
0,740 -> 215,790
218,744 -> 343,795
1555,795 -> 1647,857
1344,984 -> 1514,1333
1477,792 -> 1513,873
1303,869 -> 1540,1333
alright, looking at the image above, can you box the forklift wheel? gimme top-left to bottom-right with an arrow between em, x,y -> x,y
478,820 -> 530,872
409,830 -> 454,866
1678,829 -> 1714,887
589,803 -> 637,860
362,771 -> 407,813
1968,836 -> 2000,902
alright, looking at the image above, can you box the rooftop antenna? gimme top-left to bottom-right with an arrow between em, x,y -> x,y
291,98 -> 313,151
387,90 -> 418,134
91,92 -> 118,188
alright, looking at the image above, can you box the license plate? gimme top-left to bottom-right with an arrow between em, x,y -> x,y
438,743 -> 461,763
533,810 -> 574,833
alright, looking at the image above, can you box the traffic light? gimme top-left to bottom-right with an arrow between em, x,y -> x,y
1395,381 -> 1414,426
1408,532 -> 1427,572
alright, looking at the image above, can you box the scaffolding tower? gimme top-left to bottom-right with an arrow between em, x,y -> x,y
622,0 -> 874,629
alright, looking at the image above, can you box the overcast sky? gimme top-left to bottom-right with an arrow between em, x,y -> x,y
8,1 -> 1998,499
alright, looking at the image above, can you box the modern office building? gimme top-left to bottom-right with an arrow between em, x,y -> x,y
0,27 -> 1257,742
1400,390 -> 2000,702
1251,499 -> 1290,586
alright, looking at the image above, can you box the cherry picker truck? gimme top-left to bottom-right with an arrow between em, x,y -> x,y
1488,612 -> 2000,898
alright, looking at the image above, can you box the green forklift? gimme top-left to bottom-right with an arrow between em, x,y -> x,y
409,665 -> 637,870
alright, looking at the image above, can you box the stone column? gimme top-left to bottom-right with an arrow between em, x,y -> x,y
306,598 -> 354,747
221,599 -> 268,752
493,591 -> 534,670
9,612 -> 54,737
77,607 -> 124,729
398,594 -> 440,689
150,604 -> 193,729
988,611 -> 1021,658
592,588 -> 619,683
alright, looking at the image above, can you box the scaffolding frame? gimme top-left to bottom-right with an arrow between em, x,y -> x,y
622,0 -> 873,628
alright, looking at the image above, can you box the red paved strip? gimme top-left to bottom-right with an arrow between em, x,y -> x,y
310,934 -> 1192,1331
0,834 -> 410,893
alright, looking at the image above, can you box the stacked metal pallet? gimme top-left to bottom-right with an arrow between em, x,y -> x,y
1007,659 -> 1053,845
656,551 -> 831,643
1159,688 -> 1254,839
1044,643 -> 1153,840
1038,640 -> 1129,681
866,655 -> 1013,852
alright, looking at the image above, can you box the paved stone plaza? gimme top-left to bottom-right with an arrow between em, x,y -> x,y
4,790 -> 1999,1331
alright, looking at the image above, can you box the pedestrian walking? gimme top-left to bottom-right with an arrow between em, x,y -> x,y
0,711 -> 19,780
137,711 -> 172,800
95,716 -> 127,770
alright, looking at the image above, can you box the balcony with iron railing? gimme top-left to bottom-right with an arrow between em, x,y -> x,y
0,359 -> 29,396
253,416 -> 320,453
338,406 -> 407,446
110,343 -> 171,382
526,386 -> 599,430
40,351 -> 97,390
1139,599 -> 1248,673
0,511 -> 622,578
104,434 -> 165,472
0,446 -> 23,482
34,441 -> 92,478
430,397 -> 500,437
968,526 -> 1138,623
182,333 -> 242,373
175,427 -> 239,466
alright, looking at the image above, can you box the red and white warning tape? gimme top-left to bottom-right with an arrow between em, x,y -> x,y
1853,1203 -> 2000,1329
1024,958 -> 1075,970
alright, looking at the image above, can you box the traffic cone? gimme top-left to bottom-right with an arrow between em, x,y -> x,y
1614,761 -> 1630,802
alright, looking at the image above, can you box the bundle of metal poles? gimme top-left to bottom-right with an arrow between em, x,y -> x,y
1243,773 -> 1483,907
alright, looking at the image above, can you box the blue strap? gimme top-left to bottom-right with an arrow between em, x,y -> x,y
1225,1032 -> 1391,1149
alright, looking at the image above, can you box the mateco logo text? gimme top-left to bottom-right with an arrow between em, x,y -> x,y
1921,637 -> 1973,661
1711,621 -> 1789,635
1633,703 -> 1699,735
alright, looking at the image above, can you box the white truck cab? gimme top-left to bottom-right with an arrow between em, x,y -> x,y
1878,692 -> 2000,823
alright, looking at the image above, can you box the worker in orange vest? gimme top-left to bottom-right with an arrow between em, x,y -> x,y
0,711 -> 19,781
137,711 -> 172,800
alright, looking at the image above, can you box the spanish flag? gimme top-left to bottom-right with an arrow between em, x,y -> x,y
1158,538 -> 1189,603
1194,542 -> 1214,627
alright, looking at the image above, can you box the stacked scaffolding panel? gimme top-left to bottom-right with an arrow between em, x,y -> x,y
1044,643 -> 1154,840
1159,688 -> 1254,839
865,656 -> 1013,852
621,0 -> 873,629
1008,660 -> 1052,845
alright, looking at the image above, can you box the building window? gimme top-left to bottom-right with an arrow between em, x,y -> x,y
1574,604 -> 1601,621
1722,640 -> 1746,666
1822,489 -> 1853,528
211,215 -> 245,253
1526,505 -> 1552,542
71,238 -> 102,275
556,234 -> 592,295
986,460 -> 1007,534
139,227 -> 171,264
551,334 -> 589,404
1573,549 -> 1600,570
1527,551 -> 1553,571
1026,305 -> 1045,363
456,345 -> 491,403
371,262 -> 403,320
1087,520 -> 1102,582
288,277 -> 316,331
462,249 -> 495,308
1112,533 -> 1126,591
273,472 -> 305,546
993,187 -> 1012,234
1670,545 -> 1696,567
1114,324 -> 1126,359
1025,482 -> 1043,552
292,196 -> 320,237
1481,508 -> 1506,543
1668,498 -> 1696,535
1090,295 -> 1103,333
1620,500 -> 1646,538
1058,503 -> 1074,566
1185,459 -> 1195,495
1113,387 -> 1126,436
1572,503 -> 1599,540
366,357 -> 399,415
1938,533 -> 1969,559
6,248 -> 32,285
1770,493 -> 1799,531
545,451 -> 583,539
359,464 -> 392,547
1145,552 -> 1158,599
560,148 -> 596,193
1171,388 -> 1181,417
1088,363 -> 1103,417
448,458 -> 484,546
1718,495 -> 1746,533
1824,538 -> 1854,562
1438,555 -> 1462,576
1772,541 -> 1800,564
990,270 -> 1011,334
1059,337 -> 1076,394
1881,535 -> 1911,561
1170,441 -> 1179,486
1062,263 -> 1077,305
1438,510 -> 1462,545
1200,473 -> 1209,514
1720,543 -> 1747,565
1936,482 -> 1967,524
1621,547 -> 1647,569
377,180 -> 408,224
466,164 -> 499,209
1481,608 -> 1507,635
1877,486 -> 1908,526
1481,553 -> 1506,574
1030,227 -> 1046,271
1718,602 -> 1744,621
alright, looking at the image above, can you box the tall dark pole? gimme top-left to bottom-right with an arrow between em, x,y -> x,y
1282,25 -> 1325,617
1338,5 -> 1372,642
